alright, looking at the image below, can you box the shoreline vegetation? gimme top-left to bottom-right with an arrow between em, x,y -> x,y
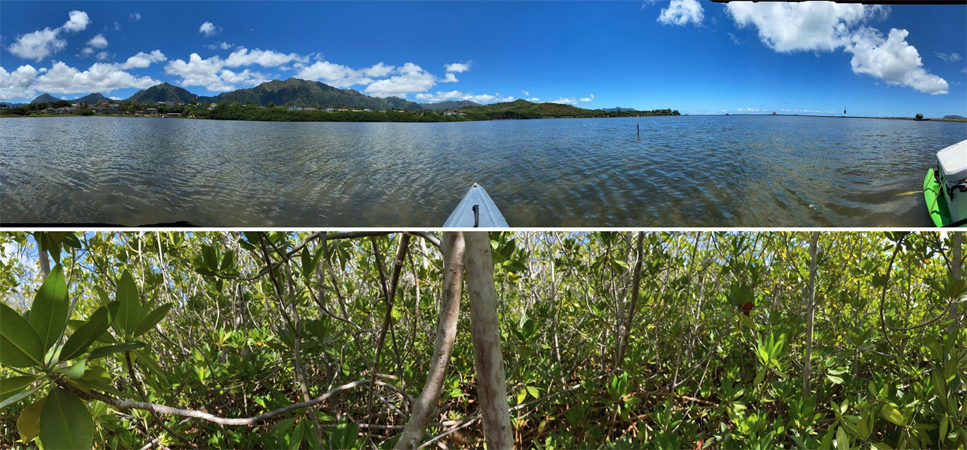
2,102 -> 962,123
0,98 -> 680,123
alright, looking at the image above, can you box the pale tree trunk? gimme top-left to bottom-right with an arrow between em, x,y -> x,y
463,232 -> 514,450
803,232 -> 820,398
948,232 -> 963,333
393,233 -> 467,450
38,245 -> 50,279
614,231 -> 644,370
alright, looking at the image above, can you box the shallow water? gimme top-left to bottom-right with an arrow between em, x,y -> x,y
1,115 -> 964,226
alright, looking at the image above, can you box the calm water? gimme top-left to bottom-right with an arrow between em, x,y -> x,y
1,116 -> 965,226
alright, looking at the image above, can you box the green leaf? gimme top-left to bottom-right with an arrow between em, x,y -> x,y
16,397 -> 44,443
880,403 -> 905,426
526,385 -> 540,400
131,303 -> 172,338
115,271 -> 142,335
836,426 -> 849,450
54,359 -> 86,379
1,376 -> 38,403
40,387 -> 94,450
0,385 -> 42,410
59,302 -> 118,362
28,264 -> 69,353
517,388 -> 527,404
0,302 -> 46,368
828,374 -> 844,385
871,443 -> 893,450
87,342 -> 146,360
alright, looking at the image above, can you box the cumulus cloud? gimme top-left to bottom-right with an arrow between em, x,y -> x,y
726,2 -> 874,52
295,61 -> 395,88
658,0 -> 704,26
165,50 -> 289,91
224,48 -> 307,68
62,11 -> 92,33
551,97 -> 578,105
579,94 -> 595,102
725,2 -> 946,94
129,12 -> 142,21
521,90 -> 530,96
414,90 -> 513,104
117,50 -> 166,69
847,28 -> 948,95
445,62 -> 471,73
936,52 -> 962,63
442,73 -> 458,83
365,63 -> 437,98
527,97 -> 541,102
207,42 -> 234,51
78,34 -> 109,58
8,11 -> 90,61
199,22 -> 221,37
0,59 -> 160,100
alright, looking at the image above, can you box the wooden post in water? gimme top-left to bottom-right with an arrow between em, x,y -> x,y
637,115 -> 640,138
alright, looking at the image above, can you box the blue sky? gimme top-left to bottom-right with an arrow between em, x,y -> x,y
1,1 -> 965,117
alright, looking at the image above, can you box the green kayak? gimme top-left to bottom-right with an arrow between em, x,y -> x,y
923,139 -> 967,228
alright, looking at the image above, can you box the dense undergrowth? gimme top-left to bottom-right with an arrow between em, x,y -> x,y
0,231 -> 964,449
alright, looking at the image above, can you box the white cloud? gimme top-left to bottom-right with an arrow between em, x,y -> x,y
936,52 -> 962,63
224,48 -> 306,68
165,50 -> 285,91
726,2 -> 873,52
847,28 -> 948,95
521,90 -> 530,96
658,0 -> 704,26
551,97 -> 578,105
365,63 -> 436,98
579,94 -> 595,102
0,59 -> 160,100
79,34 -> 109,58
113,22 -> 121,31
207,42 -> 234,51
8,28 -> 65,62
199,22 -> 221,37
62,11 -> 91,33
296,61 -> 383,88
8,11 -> 91,61
109,96 -> 121,100
527,97 -> 541,102
442,73 -> 458,83
445,62 -> 471,73
95,51 -> 112,61
725,3 -> 945,95
117,50 -> 166,69
414,90 -> 512,104
728,32 -> 741,45
165,53 -> 234,91
129,12 -> 142,22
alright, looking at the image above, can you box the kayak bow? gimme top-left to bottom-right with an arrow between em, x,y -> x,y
443,183 -> 509,228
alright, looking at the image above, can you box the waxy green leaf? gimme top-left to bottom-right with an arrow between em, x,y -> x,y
40,388 -> 94,450
28,265 -> 69,353
0,302 -> 46,368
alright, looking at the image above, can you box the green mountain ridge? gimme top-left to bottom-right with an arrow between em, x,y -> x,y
30,94 -> 63,104
419,100 -> 481,110
210,78 -> 424,110
127,83 -> 200,104
31,92 -> 114,105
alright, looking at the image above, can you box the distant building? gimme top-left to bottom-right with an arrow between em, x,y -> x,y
165,112 -> 182,118
362,109 -> 372,112
287,106 -> 303,111
304,107 -> 317,112
324,108 -> 334,112
57,106 -> 74,114
257,105 -> 267,109
145,108 -> 159,115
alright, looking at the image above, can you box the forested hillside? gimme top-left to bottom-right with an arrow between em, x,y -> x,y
0,232 -> 964,449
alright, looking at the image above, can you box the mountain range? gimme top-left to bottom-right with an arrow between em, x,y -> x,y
30,92 -> 111,104
29,78 -> 487,111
